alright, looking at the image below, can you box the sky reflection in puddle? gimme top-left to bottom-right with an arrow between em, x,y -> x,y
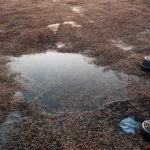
11,51 -> 126,112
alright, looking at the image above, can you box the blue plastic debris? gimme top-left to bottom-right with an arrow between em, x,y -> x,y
119,117 -> 140,134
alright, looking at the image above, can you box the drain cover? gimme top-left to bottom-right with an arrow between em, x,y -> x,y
142,120 -> 150,134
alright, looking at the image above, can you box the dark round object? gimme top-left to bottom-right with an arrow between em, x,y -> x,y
141,120 -> 150,140
142,120 -> 150,134
140,56 -> 150,70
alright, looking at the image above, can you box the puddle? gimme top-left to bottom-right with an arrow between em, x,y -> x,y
112,39 -> 134,51
11,51 -> 126,112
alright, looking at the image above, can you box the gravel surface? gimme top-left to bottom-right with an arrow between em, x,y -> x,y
0,0 -> 150,149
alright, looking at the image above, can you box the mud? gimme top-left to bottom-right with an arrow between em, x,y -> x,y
0,0 -> 150,149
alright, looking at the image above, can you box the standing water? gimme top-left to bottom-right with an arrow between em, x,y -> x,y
11,51 -> 126,112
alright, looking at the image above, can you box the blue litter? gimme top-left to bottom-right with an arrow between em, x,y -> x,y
119,117 -> 140,134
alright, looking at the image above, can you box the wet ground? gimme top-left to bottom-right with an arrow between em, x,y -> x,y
0,0 -> 150,149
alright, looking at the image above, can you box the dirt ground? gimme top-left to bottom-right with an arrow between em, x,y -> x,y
0,0 -> 150,149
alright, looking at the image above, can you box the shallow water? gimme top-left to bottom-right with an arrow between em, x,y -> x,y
11,51 -> 126,112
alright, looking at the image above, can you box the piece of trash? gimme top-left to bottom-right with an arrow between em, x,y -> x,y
140,56 -> 150,70
142,120 -> 150,134
141,120 -> 150,140
119,116 -> 140,134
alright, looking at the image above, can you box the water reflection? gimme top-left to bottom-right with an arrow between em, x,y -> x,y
11,51 -> 126,112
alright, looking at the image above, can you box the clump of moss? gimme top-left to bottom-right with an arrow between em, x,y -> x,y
16,28 -> 56,48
